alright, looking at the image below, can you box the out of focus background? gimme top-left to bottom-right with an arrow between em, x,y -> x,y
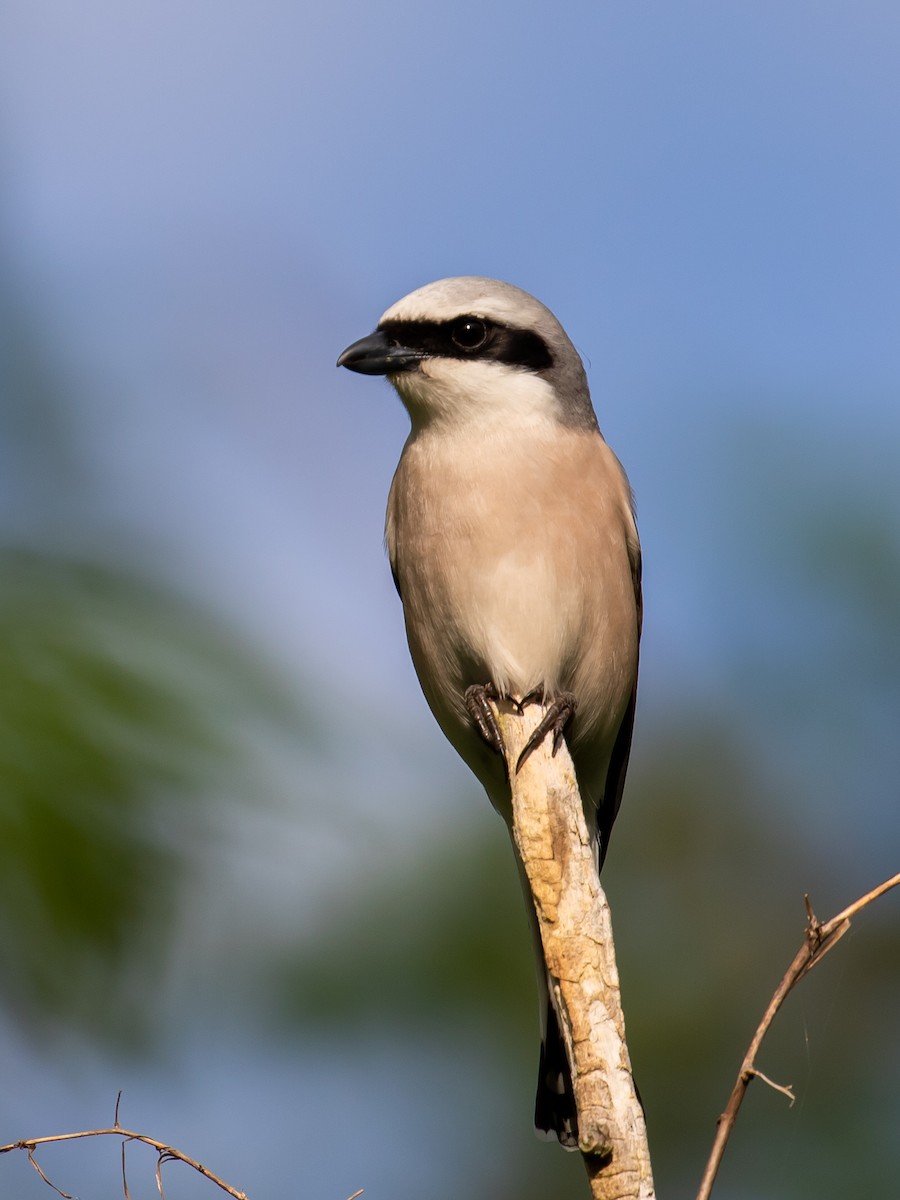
1,4 -> 898,1198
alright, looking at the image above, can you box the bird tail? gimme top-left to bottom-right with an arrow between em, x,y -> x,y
533,982 -> 579,1149
510,840 -> 581,1149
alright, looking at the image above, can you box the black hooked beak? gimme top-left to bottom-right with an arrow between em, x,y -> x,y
336,329 -> 423,376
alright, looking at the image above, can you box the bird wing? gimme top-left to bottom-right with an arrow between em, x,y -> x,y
597,536 -> 642,868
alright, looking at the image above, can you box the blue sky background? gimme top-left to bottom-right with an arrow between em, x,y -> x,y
0,4 -> 898,1199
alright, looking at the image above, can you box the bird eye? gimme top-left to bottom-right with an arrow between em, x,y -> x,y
451,318 -> 488,351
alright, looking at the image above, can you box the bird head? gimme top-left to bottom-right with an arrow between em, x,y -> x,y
337,277 -> 597,435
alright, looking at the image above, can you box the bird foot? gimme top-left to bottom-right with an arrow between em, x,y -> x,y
515,691 -> 577,774
464,683 -> 505,755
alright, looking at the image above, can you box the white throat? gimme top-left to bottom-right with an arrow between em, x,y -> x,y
392,359 -> 560,437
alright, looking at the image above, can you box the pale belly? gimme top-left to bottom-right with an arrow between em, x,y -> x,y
386,426 -> 639,798
416,532 -> 582,700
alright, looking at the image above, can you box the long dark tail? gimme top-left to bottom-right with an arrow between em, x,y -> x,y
510,838 -> 583,1149
533,992 -> 579,1149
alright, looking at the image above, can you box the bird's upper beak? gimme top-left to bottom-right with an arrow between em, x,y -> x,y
336,329 -> 423,376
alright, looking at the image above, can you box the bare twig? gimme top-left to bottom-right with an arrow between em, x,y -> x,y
0,1127 -> 249,1200
746,1068 -> 795,1104
156,1150 -> 169,1200
26,1145 -> 73,1199
696,870 -> 900,1200
1,1122 -> 366,1200
493,700 -> 655,1200
121,1139 -> 132,1200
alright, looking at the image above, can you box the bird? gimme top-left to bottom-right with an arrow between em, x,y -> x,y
337,276 -> 642,1149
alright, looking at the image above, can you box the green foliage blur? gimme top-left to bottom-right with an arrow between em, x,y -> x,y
0,264 -> 302,1048
0,550 -> 295,1045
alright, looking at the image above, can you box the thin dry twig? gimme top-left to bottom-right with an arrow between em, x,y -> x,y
746,1068 -> 795,1104
121,1140 -> 131,1200
1,1122 -> 366,1200
26,1145 -> 73,1199
696,870 -> 900,1200
0,1127 -> 250,1200
155,1150 -> 168,1200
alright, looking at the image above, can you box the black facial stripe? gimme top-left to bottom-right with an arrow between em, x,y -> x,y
378,318 -> 554,372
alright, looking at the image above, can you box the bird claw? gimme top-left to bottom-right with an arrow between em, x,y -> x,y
464,683 -> 505,755
517,685 -> 546,712
515,691 -> 577,773
465,685 -> 577,772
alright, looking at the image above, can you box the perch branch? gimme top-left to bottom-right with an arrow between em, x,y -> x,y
696,870 -> 900,1200
493,699 -> 655,1200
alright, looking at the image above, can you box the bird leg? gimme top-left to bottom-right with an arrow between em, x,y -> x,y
464,683 -> 505,755
516,691 -> 577,774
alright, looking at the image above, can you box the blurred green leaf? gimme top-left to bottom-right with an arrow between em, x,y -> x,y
0,260 -> 310,1045
0,549 -> 299,1046
271,814 -> 535,1038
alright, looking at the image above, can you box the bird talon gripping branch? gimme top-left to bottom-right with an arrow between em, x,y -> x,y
515,692 -> 578,773
463,683 -> 505,754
